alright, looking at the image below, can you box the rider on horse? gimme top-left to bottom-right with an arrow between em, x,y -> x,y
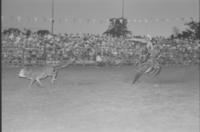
132,35 -> 162,84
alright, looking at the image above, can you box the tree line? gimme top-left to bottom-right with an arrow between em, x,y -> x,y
2,20 -> 199,40
171,21 -> 199,40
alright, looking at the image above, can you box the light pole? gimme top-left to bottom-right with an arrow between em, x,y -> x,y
51,0 -> 54,34
122,0 -> 124,18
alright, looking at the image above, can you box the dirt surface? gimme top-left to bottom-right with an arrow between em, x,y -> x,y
2,65 -> 200,132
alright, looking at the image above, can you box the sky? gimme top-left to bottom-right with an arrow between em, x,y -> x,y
2,0 -> 199,37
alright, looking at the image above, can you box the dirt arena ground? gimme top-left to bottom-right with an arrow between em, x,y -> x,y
2,65 -> 200,132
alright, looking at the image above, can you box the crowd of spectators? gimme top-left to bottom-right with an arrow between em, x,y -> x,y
1,30 -> 200,66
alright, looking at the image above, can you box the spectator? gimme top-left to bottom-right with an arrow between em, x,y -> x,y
96,53 -> 103,66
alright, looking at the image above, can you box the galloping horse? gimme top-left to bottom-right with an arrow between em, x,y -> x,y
132,35 -> 162,84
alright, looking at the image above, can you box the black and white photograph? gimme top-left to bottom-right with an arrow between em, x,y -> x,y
2,0 -> 200,132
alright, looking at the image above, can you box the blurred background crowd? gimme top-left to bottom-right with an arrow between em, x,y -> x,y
1,28 -> 199,66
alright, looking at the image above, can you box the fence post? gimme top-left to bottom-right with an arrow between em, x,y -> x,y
54,41 -> 56,64
44,40 -> 47,65
22,47 -> 25,65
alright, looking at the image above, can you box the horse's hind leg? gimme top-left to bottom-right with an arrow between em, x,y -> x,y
51,72 -> 57,86
29,79 -> 35,88
132,72 -> 143,84
36,78 -> 43,87
153,66 -> 162,77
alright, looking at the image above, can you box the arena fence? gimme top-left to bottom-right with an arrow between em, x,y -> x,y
1,35 -> 200,66
2,45 -> 139,66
